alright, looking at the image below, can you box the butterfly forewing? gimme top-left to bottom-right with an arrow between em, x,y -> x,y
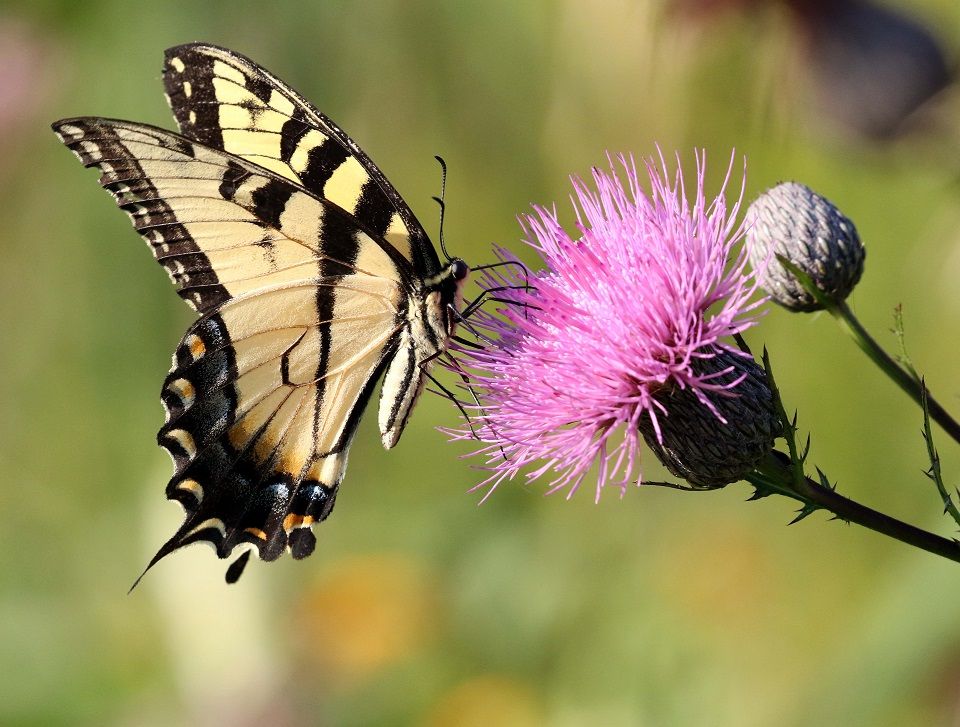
162,43 -> 442,281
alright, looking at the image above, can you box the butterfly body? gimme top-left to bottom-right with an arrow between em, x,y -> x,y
53,44 -> 467,582
380,261 -> 468,449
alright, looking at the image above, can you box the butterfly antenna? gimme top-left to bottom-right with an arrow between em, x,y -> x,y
432,155 -> 453,262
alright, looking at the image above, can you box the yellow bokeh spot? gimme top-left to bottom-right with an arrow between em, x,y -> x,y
294,553 -> 437,680
423,675 -> 543,727
651,520 -> 776,630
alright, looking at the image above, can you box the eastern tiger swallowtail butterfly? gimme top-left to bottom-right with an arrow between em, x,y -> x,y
52,43 -> 470,584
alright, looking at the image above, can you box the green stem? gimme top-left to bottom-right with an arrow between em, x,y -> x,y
920,388 -> 960,529
750,453 -> 960,564
831,300 -> 960,446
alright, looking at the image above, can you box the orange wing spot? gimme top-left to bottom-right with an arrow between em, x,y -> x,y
244,527 -> 268,541
169,378 -> 196,406
283,513 -> 316,531
166,428 -> 197,459
176,478 -> 204,501
186,334 -> 206,360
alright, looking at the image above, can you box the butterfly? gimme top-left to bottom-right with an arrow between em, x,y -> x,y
52,43 -> 470,584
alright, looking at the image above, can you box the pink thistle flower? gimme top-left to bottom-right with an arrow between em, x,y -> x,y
449,152 -> 772,501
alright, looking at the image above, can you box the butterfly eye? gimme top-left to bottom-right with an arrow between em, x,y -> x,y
451,259 -> 469,281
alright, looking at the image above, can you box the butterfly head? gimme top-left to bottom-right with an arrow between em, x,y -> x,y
449,257 -> 469,283
421,257 -> 470,340
425,256 -> 469,288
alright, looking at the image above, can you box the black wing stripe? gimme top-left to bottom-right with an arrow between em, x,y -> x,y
354,179 -> 396,239
244,72 -> 273,104
312,201 -> 366,428
299,138 -> 351,198
279,114 -> 311,162
250,177 -> 295,228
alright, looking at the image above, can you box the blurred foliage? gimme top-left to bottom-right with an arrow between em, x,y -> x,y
3,1 -> 960,725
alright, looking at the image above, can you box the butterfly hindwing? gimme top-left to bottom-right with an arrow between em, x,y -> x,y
157,284 -> 400,568
162,42 -> 442,281
53,116 -> 410,577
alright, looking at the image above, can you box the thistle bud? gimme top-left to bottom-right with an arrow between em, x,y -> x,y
746,182 -> 865,312
639,351 -> 781,489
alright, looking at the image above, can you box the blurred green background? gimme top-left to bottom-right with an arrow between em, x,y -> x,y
3,1 -> 960,725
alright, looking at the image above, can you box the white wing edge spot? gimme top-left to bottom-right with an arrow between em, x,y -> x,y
185,518 -> 226,539
166,428 -> 198,459
169,378 -> 196,407
57,124 -> 82,141
128,203 -> 151,225
79,140 -> 101,160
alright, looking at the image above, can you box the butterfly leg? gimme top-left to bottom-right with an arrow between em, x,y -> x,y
418,349 -> 477,433
460,286 -> 541,320
452,334 -> 483,349
469,259 -> 534,281
449,308 -> 502,350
